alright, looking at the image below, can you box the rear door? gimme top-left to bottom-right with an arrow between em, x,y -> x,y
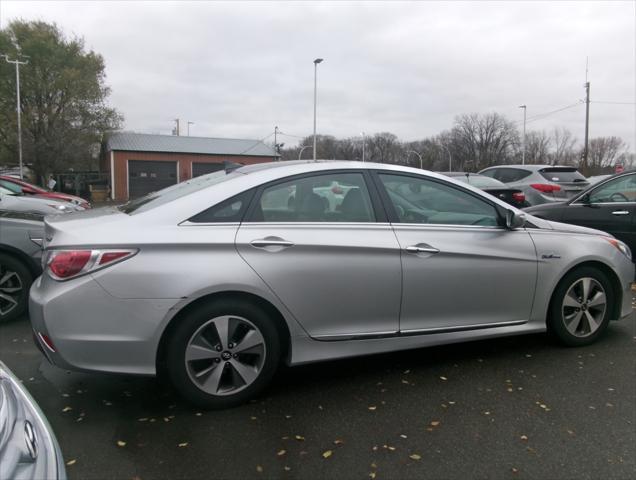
374,171 -> 537,333
564,172 -> 636,252
235,170 -> 402,339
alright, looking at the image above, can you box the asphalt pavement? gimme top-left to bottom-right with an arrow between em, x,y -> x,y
1,300 -> 634,480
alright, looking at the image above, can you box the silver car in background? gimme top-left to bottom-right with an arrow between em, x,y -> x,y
0,186 -> 82,215
29,161 -> 634,408
479,164 -> 590,205
0,361 -> 66,480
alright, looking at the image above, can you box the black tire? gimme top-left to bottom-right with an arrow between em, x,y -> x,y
165,299 -> 281,409
0,253 -> 33,324
548,266 -> 614,347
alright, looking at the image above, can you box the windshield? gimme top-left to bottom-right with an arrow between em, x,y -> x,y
119,170 -> 243,214
539,168 -> 587,183
0,180 -> 23,194
0,185 -> 17,196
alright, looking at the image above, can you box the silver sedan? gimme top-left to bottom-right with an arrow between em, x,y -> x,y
29,161 -> 634,408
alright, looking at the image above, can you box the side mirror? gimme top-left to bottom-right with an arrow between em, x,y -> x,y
506,210 -> 526,230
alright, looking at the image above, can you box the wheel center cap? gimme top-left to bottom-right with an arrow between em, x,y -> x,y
581,304 -> 588,312
221,351 -> 232,361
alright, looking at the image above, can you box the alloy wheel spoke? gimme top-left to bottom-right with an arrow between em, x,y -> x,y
200,364 -> 225,393
213,317 -> 231,350
0,292 -> 18,307
587,291 -> 606,308
565,311 -> 583,335
229,359 -> 259,385
186,343 -> 221,362
584,311 -> 599,333
580,278 -> 592,303
234,329 -> 264,354
563,293 -> 580,308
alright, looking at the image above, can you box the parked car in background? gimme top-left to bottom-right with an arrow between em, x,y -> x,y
0,186 -> 83,215
0,175 -> 90,209
524,170 -> 635,264
0,361 -> 66,480
443,172 -> 528,208
586,174 -> 611,186
29,161 -> 633,409
479,165 -> 589,205
0,210 -> 44,323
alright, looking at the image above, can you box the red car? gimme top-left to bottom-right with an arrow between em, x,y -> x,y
0,175 -> 90,209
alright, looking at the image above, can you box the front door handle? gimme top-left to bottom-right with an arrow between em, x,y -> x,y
250,237 -> 295,249
611,210 -> 630,216
405,244 -> 440,254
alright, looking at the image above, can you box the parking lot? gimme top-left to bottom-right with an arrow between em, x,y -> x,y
1,296 -> 634,480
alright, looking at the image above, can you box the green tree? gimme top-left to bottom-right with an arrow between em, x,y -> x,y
0,20 -> 121,183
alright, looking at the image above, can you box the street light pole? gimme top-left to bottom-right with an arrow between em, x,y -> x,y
439,144 -> 452,172
312,58 -> 323,161
407,150 -> 423,170
518,105 -> 526,165
2,53 -> 29,179
298,145 -> 311,160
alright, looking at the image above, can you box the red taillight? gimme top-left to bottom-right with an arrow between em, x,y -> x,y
512,192 -> 526,203
331,185 -> 344,195
99,251 -> 130,265
48,250 -> 92,278
530,183 -> 561,193
46,249 -> 136,280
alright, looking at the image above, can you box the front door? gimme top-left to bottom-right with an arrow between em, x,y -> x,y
564,173 -> 636,254
235,171 -> 401,339
374,171 -> 538,333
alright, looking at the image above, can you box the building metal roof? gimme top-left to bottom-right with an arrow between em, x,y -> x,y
106,132 -> 276,157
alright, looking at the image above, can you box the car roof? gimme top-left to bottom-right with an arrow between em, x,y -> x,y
480,164 -> 579,171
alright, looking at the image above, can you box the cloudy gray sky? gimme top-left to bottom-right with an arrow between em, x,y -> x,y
1,0 -> 635,149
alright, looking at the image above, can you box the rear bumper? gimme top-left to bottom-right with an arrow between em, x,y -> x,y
29,274 -> 177,376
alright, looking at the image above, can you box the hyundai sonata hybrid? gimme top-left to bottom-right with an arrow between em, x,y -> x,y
29,161 -> 634,408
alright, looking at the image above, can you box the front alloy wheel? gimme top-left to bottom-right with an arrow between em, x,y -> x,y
549,267 -> 614,346
166,300 -> 280,408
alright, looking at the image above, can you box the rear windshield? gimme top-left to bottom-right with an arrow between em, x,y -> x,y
119,170 -> 243,214
539,168 -> 587,183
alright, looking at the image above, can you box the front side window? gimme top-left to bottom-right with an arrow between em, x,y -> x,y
588,174 -> 636,203
250,172 -> 375,222
378,173 -> 500,226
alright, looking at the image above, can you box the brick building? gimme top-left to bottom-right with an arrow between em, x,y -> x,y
101,132 -> 277,201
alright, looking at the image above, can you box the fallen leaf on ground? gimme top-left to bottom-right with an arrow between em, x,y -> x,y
512,467 -> 519,474
369,473 -> 376,479
178,442 -> 188,447
284,466 -> 291,471
117,441 -> 126,447
368,406 -> 377,411
322,450 -> 333,458
409,453 -> 421,460
520,435 -> 528,441
66,459 -> 76,466
430,421 -> 440,427
256,465 -> 263,473
439,376 -> 448,381
400,434 -> 407,439
334,439 -> 344,445
295,435 -> 305,441
277,449 -> 286,456
62,406 -> 72,412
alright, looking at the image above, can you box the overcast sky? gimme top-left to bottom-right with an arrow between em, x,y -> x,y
1,1 -> 635,149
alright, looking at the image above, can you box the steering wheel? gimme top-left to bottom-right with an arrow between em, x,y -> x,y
609,192 -> 628,202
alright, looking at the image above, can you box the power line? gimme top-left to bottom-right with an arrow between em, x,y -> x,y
238,131 -> 276,155
513,101 -> 584,126
591,101 -> 636,105
278,131 -> 306,139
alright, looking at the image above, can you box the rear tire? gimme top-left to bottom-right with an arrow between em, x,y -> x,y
548,266 -> 614,347
166,299 -> 280,409
0,253 -> 33,324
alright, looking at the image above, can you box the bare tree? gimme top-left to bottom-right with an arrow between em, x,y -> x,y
551,127 -> 577,165
524,130 -> 551,164
450,113 -> 519,171
586,136 -> 628,173
366,132 -> 401,164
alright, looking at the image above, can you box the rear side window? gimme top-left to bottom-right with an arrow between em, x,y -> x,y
188,189 -> 255,223
539,168 -> 586,183
494,168 -> 532,183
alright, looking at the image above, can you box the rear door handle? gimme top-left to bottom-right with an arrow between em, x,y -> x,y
611,210 -> 630,216
250,237 -> 294,249
405,244 -> 440,254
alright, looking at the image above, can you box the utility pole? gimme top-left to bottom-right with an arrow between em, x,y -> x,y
2,53 -> 29,179
582,81 -> 590,172
518,105 -> 527,165
312,58 -> 323,161
361,132 -> 366,162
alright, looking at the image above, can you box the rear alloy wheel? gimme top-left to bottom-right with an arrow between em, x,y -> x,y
549,267 -> 614,346
0,253 -> 33,324
166,300 -> 280,408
